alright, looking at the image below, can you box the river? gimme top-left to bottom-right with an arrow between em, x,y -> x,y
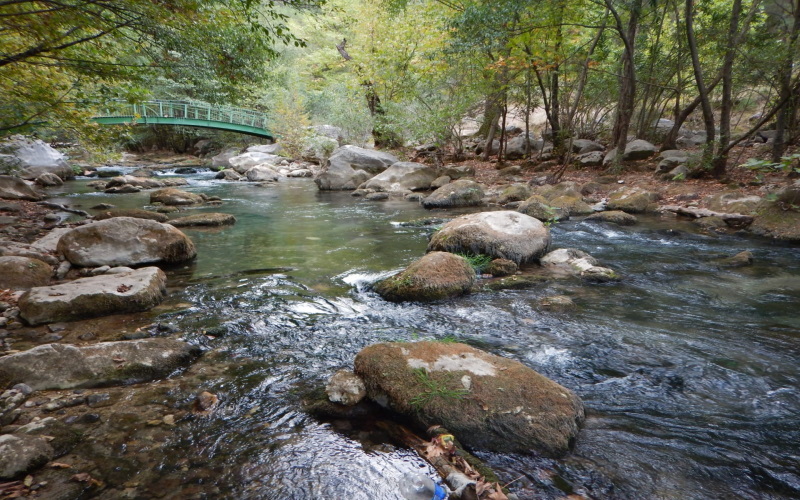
50,170 -> 800,499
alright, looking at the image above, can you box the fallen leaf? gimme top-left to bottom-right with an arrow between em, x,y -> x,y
116,284 -> 132,293
49,462 -> 72,469
70,473 -> 92,483
23,476 -> 32,488
112,357 -> 125,363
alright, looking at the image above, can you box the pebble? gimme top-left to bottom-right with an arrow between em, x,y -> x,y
12,383 -> 33,395
78,332 -> 97,341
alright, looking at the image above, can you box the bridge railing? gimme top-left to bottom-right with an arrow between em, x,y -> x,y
97,100 -> 269,130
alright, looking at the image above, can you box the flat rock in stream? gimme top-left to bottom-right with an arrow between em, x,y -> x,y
18,266 -> 167,325
0,434 -> 53,479
57,217 -> 196,267
354,341 -> 584,457
168,213 -> 236,227
0,175 -> 45,201
0,338 -> 201,391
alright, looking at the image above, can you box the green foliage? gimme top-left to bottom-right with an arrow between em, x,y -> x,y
740,154 -> 800,175
268,88 -> 313,159
409,368 -> 470,408
455,253 -> 493,273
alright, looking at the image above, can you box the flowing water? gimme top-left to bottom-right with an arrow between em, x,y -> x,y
51,171 -> 800,499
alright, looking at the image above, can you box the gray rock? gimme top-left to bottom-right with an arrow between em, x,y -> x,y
667,165 -> 689,179
57,217 -> 196,267
717,250 -> 754,268
354,341 -> 584,457
659,150 -> 689,160
168,213 -> 236,227
540,248 -> 619,282
35,172 -> 64,187
607,186 -> 658,213
421,180 -> 485,209
247,143 -> 282,155
0,434 -> 53,479
30,228 -> 72,254
0,135 -> 73,181
430,176 -> 451,189
94,208 -> 168,223
210,147 -> 242,168
16,417 -> 80,456
0,175 -> 44,201
18,267 -> 167,325
603,139 -> 657,165
428,211 -> 550,264
315,146 -> 399,191
287,169 -> 313,178
0,338 -> 201,391
325,370 -> 367,406
656,156 -> 688,174
228,152 -> 281,174
215,169 -> 243,181
584,210 -> 637,225
0,256 -> 52,290
570,139 -> 604,154
245,166 -> 279,182
442,165 -> 474,179
498,184 -> 532,204
365,192 -> 389,201
363,162 -> 438,192
576,151 -> 604,167
505,135 -> 544,160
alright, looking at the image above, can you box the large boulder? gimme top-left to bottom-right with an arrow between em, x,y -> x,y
229,152 -> 282,174
315,145 -> 399,191
704,191 -> 762,214
584,210 -> 637,225
245,166 -> 280,182
373,252 -> 476,302
354,341 -> 584,457
247,143 -> 281,155
540,248 -> 619,282
105,175 -> 163,189
18,266 -> 168,325
427,211 -> 550,264
0,136 -> 73,180
518,195 -> 567,222
0,256 -> 51,290
570,139 -> 604,154
215,169 -> 243,181
505,135 -> 544,160
603,139 -> 657,165
363,162 -> 438,192
607,186 -> 658,213
0,338 -> 201,391
421,180 -> 485,209
57,217 -> 196,267
150,187 -> 205,206
211,147 -> 242,169
498,183 -> 532,204
0,175 -> 44,201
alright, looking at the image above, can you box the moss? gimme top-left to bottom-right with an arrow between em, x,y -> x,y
483,274 -> 549,291
374,252 -> 476,302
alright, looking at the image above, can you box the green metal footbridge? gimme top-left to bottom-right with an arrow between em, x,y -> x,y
92,100 -> 273,139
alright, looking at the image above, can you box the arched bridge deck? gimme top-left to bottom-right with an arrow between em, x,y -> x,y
92,100 -> 273,139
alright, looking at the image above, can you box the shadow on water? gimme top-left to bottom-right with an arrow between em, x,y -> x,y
56,176 -> 800,499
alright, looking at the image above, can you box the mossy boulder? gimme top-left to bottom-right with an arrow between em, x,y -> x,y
518,195 -> 568,222
422,179 -> 485,209
94,208 -> 168,223
549,194 -> 594,215
486,258 -> 517,277
428,211 -> 550,264
531,181 -> 581,201
584,210 -> 638,225
18,266 -> 167,325
498,183 -> 532,204
57,217 -> 196,267
354,341 -> 584,457
168,213 -> 236,227
374,252 -> 476,302
606,186 -> 658,213
0,256 -> 51,290
749,201 -> 800,242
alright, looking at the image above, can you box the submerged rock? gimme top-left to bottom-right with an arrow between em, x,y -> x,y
427,211 -> 550,264
57,217 -> 196,267
421,180 -> 485,209
17,266 -> 167,325
0,256 -> 51,290
354,341 -> 584,457
374,251 -> 475,302
717,250 -> 754,268
93,208 -> 168,223
0,338 -> 201,391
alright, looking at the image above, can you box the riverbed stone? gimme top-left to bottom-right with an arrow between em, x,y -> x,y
0,434 -> 54,479
704,192 -> 762,214
576,151 -> 604,167
15,417 -> 81,456
215,169 -> 243,181
105,175 -> 162,189
0,338 -> 201,391
571,139 -> 604,154
150,188 -> 204,206
498,184 -> 532,204
315,146 -> 399,190
245,166 -> 279,182
0,256 -> 52,290
584,210 -> 638,225
325,369 -> 367,406
229,152 -> 282,173
363,162 -> 438,192
518,195 -> 567,222
57,217 -> 196,267
354,341 -> 584,457
421,180 -> 485,209
35,172 -> 64,187
94,208 -> 168,223
374,251 -> 476,302
603,140 -> 658,165
17,266 -> 167,325
0,175 -> 44,201
211,147 -> 242,169
540,248 -> 619,282
442,165 -> 475,179
717,250 -> 754,268
486,258 -> 517,277
168,213 -> 236,227
607,186 -> 658,213
428,211 -> 550,265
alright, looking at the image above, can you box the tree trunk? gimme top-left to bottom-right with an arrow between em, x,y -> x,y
711,0 -> 743,177
685,0 -> 716,172
608,0 -> 642,165
772,0 -> 800,162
